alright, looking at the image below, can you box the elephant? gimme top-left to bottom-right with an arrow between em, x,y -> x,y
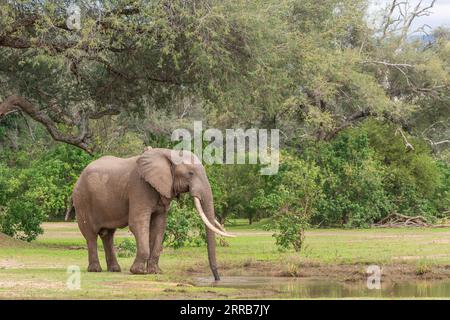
65,148 -> 234,280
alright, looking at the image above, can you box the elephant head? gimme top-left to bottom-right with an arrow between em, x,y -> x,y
136,148 -> 234,280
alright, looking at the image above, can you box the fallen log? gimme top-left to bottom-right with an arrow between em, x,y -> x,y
372,213 -> 430,228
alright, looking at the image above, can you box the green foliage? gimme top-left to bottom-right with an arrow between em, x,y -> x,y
312,130 -> 392,227
362,120 -> 447,219
435,161 -> 450,213
260,152 -> 322,251
309,120 -> 448,227
0,145 -> 92,241
207,163 -> 267,224
0,0 -> 258,148
164,198 -> 205,249
116,238 -> 137,258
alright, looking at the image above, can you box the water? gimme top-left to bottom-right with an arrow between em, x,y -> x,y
194,276 -> 450,299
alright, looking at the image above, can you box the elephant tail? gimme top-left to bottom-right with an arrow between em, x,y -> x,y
65,199 -> 76,221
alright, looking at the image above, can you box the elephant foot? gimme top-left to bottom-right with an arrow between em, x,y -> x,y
147,264 -> 163,274
130,261 -> 148,274
87,262 -> 102,272
107,264 -> 121,272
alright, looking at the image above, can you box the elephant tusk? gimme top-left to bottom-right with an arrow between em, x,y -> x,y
214,219 -> 226,232
193,197 -> 236,238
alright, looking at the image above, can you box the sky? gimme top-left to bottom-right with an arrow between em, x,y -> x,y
369,0 -> 450,31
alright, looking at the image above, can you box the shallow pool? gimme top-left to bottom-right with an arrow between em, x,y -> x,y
194,276 -> 450,299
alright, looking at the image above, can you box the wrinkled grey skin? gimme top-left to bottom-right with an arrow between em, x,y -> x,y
69,148 -> 221,280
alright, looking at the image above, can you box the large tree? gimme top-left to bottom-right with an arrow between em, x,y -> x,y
0,0 -> 253,153
1,0 -> 448,153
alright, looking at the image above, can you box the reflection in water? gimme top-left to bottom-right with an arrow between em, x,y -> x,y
194,276 -> 450,298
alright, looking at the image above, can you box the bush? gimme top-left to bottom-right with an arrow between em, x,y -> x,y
0,145 -> 92,241
164,198 -> 205,249
308,120 -> 448,227
207,162 -> 268,224
311,131 -> 392,227
116,238 -> 137,258
363,120 -> 447,219
259,152 -> 322,251
435,161 -> 450,214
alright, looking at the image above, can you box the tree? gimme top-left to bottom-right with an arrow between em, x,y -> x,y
259,152 -> 322,251
0,0 -> 255,152
1,0 -> 448,152
207,163 -> 266,224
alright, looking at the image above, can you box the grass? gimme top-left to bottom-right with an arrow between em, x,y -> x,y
2,220 -> 450,299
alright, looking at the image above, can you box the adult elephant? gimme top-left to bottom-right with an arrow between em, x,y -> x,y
66,148 -> 234,280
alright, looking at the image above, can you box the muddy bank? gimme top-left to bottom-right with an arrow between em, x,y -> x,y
186,260 -> 450,283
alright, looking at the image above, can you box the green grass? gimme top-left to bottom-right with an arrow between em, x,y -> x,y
2,221 -> 450,299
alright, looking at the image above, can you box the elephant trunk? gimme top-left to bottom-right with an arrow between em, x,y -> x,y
200,188 -> 220,281
193,177 -> 235,280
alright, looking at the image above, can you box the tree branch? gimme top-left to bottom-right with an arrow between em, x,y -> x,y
89,107 -> 121,119
401,0 -> 436,37
0,95 -> 92,154
0,4 -> 143,52
361,60 -> 414,68
380,0 -> 403,41
431,140 -> 450,146
325,110 -> 371,140
395,128 -> 415,151
361,59 -> 415,87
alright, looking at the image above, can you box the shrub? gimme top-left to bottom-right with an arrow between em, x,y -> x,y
261,152 -> 322,251
164,198 -> 205,249
363,120 -> 447,219
116,238 -> 137,258
207,162 -> 268,224
312,131 -> 392,227
0,145 -> 92,241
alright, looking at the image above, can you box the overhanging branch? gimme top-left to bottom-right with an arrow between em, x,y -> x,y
0,95 -> 92,154
325,110 -> 371,140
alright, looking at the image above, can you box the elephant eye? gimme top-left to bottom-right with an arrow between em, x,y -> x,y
188,171 -> 194,176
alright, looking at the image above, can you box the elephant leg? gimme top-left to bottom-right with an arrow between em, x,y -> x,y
76,208 -> 102,272
129,214 -> 151,274
100,229 -> 121,272
86,234 -> 102,272
148,210 -> 168,274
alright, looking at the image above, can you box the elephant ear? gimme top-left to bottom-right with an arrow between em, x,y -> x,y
136,149 -> 173,198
